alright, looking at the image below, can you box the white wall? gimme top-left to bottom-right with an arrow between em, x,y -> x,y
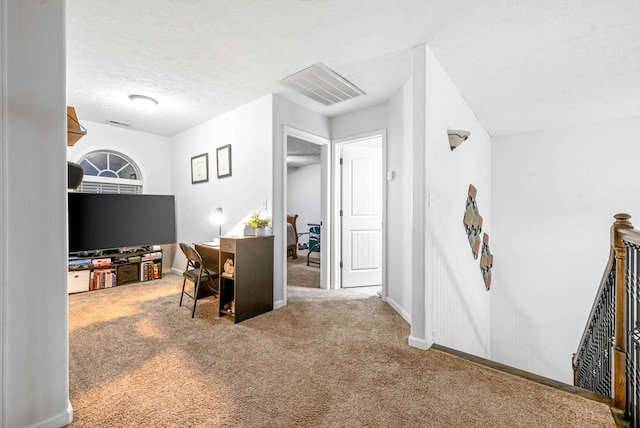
170,95 -> 274,274
330,104 -> 388,141
1,1 -> 72,426
424,46 -> 493,357
67,120 -> 172,194
287,163 -> 321,246
386,80 -> 413,322
491,115 -> 640,383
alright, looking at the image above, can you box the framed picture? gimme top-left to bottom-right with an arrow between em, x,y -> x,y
191,153 -> 209,184
216,144 -> 232,178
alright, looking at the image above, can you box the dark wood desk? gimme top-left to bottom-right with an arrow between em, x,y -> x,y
195,236 -> 274,323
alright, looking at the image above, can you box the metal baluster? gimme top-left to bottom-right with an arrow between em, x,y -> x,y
624,242 -> 640,426
627,245 -> 640,426
574,260 -> 615,395
627,244 -> 634,423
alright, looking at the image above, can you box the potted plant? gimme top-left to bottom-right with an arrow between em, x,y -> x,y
245,211 -> 271,236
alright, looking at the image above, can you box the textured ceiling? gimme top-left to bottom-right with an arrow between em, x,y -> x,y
66,0 -> 640,138
287,136 -> 321,167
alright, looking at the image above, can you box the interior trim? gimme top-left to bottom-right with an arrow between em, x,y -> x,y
1,1 -> 7,423
432,344 -> 613,406
408,332 -> 434,350
282,125 -> 331,304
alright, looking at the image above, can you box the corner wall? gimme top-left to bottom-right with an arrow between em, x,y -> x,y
424,46 -> 493,357
386,80 -> 413,320
492,115 -> 640,383
2,0 -> 72,426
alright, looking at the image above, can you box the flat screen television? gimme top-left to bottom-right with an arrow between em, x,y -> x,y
68,193 -> 176,253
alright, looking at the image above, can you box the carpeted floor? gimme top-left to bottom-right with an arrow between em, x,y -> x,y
68,274 -> 615,427
287,249 -> 320,288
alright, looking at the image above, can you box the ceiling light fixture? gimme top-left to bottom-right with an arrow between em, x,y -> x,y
128,94 -> 158,112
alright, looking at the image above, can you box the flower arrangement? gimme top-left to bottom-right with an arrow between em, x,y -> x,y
246,211 -> 271,229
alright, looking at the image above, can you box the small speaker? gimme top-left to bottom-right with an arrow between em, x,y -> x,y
67,161 -> 84,189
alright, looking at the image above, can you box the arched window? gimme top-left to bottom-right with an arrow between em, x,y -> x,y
74,150 -> 143,194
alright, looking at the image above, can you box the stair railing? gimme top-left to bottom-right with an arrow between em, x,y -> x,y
573,213 -> 640,424
572,246 -> 615,397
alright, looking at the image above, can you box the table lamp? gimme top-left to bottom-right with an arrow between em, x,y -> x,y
214,207 -> 224,238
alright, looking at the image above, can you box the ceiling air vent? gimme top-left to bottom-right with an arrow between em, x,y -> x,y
279,62 -> 365,106
106,120 -> 131,128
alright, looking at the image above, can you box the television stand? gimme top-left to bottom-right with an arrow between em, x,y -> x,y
68,247 -> 163,294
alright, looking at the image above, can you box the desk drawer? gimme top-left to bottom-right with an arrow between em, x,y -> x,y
220,238 -> 236,253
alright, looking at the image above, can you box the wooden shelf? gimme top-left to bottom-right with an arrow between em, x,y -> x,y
200,235 -> 273,323
68,247 -> 163,293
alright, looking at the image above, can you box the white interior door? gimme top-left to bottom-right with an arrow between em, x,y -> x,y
341,137 -> 382,287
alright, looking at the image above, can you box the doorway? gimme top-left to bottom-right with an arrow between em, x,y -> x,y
283,127 -> 330,291
286,136 -> 322,288
333,132 -> 385,291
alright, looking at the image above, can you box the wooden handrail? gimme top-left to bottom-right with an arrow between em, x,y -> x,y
612,213 -> 633,409
618,228 -> 640,247
573,213 -> 640,424
573,214 -> 635,410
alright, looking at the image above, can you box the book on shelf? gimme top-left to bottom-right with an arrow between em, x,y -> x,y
92,258 -> 111,267
140,261 -> 160,281
140,261 -> 150,281
141,251 -> 162,261
68,259 -> 92,270
90,269 -> 116,290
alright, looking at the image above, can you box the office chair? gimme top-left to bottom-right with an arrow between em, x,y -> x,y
179,243 -> 219,318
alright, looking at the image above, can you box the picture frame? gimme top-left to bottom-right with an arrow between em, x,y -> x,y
191,153 -> 209,184
216,144 -> 232,178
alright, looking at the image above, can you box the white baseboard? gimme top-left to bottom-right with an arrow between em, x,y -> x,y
409,332 -> 434,350
385,296 -> 410,324
27,401 -> 73,428
273,299 -> 285,310
170,267 -> 182,276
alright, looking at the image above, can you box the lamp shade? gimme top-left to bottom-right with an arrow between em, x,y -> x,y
214,207 -> 224,237
214,207 -> 224,221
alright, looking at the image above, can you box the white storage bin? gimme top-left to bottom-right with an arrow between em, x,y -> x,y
68,270 -> 90,294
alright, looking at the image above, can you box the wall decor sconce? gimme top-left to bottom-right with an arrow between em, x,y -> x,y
67,106 -> 87,146
448,129 -> 470,151
480,233 -> 493,291
463,184 -> 483,259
